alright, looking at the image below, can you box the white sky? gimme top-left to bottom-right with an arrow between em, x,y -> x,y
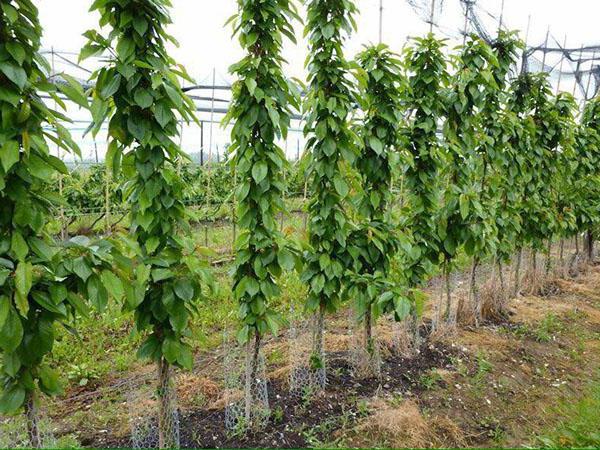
37,0 -> 600,163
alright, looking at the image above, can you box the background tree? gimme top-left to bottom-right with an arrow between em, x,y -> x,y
82,0 -> 213,446
0,1 -> 126,446
224,0 -> 299,427
348,44 -> 403,372
399,33 -> 449,340
302,0 -> 358,374
439,35 -> 498,324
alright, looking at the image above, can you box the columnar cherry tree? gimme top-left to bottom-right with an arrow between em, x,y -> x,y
472,31 -> 522,319
82,0 -> 212,446
572,97 -> 600,261
489,31 -> 525,305
224,0 -> 299,426
400,34 -> 448,338
506,72 -> 538,294
348,44 -> 403,370
0,1 -> 126,446
522,74 -> 562,276
546,92 -> 577,273
302,0 -> 358,374
440,35 -> 497,324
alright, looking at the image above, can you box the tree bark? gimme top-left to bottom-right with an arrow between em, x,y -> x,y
545,238 -> 552,276
158,357 -> 177,449
444,265 -> 452,324
585,230 -> 594,261
514,248 -> 522,297
25,390 -> 42,449
311,303 -> 325,371
244,332 -> 262,428
469,258 -> 480,326
364,306 -> 373,356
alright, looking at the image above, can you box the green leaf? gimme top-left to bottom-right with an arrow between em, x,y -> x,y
162,336 -> 179,364
277,248 -> 295,271
245,78 -> 257,95
1,140 -> 20,172
174,279 -> 194,301
134,89 -> 153,108
0,305 -> 23,352
459,194 -> 470,220
333,176 -> 349,197
251,161 -> 268,183
100,73 -> 121,99
0,385 -> 25,414
0,295 -> 9,329
14,262 -> 32,316
6,42 -> 25,65
0,63 -> 27,90
39,366 -> 63,396
73,257 -> 93,282
100,270 -> 124,300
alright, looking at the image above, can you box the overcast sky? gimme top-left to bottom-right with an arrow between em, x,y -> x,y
37,0 -> 600,162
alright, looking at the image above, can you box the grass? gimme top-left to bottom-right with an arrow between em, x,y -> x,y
536,371 -> 600,448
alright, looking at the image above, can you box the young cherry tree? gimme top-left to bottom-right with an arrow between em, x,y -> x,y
522,74 -> 562,275
0,1 -> 126,446
489,32 -> 525,304
224,0 -> 299,426
82,0 -> 213,446
348,44 -> 403,371
302,0 -> 358,373
400,34 -> 449,338
506,72 -> 539,294
440,35 -> 498,324
571,98 -> 600,261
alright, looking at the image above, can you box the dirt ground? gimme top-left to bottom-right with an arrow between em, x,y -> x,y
48,263 -> 600,448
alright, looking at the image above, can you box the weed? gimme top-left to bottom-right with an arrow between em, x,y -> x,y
419,369 -> 443,390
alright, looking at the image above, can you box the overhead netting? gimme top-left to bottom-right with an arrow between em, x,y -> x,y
405,0 -> 600,100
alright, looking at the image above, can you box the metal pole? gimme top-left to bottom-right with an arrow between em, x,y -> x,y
541,28 -> 550,71
378,0 -> 383,44
52,47 -> 67,240
429,0 -> 435,33
572,45 -> 584,97
461,0 -> 469,46
498,0 -> 505,35
556,35 -> 568,92
520,15 -> 531,74
583,50 -> 597,106
200,121 -> 204,166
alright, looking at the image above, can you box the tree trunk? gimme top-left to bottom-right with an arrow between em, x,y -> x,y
498,260 -> 506,302
244,332 -> 262,428
545,238 -> 552,276
585,230 -> 594,261
364,306 -> 373,356
25,390 -> 42,449
311,303 -> 325,371
514,248 -> 522,297
158,357 -> 177,449
469,258 -> 480,326
444,265 -> 452,324
559,239 -> 564,264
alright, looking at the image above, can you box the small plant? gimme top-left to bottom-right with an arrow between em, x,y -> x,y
67,363 -> 100,387
271,405 -> 284,424
534,313 -> 563,342
419,369 -> 443,390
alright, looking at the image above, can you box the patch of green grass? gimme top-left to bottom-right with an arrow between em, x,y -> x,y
419,369 -> 443,390
536,372 -> 600,448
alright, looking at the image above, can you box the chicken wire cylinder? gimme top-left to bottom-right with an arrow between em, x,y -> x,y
347,307 -> 382,380
287,310 -> 326,396
0,412 -> 56,449
127,366 -> 180,449
223,339 -> 269,433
